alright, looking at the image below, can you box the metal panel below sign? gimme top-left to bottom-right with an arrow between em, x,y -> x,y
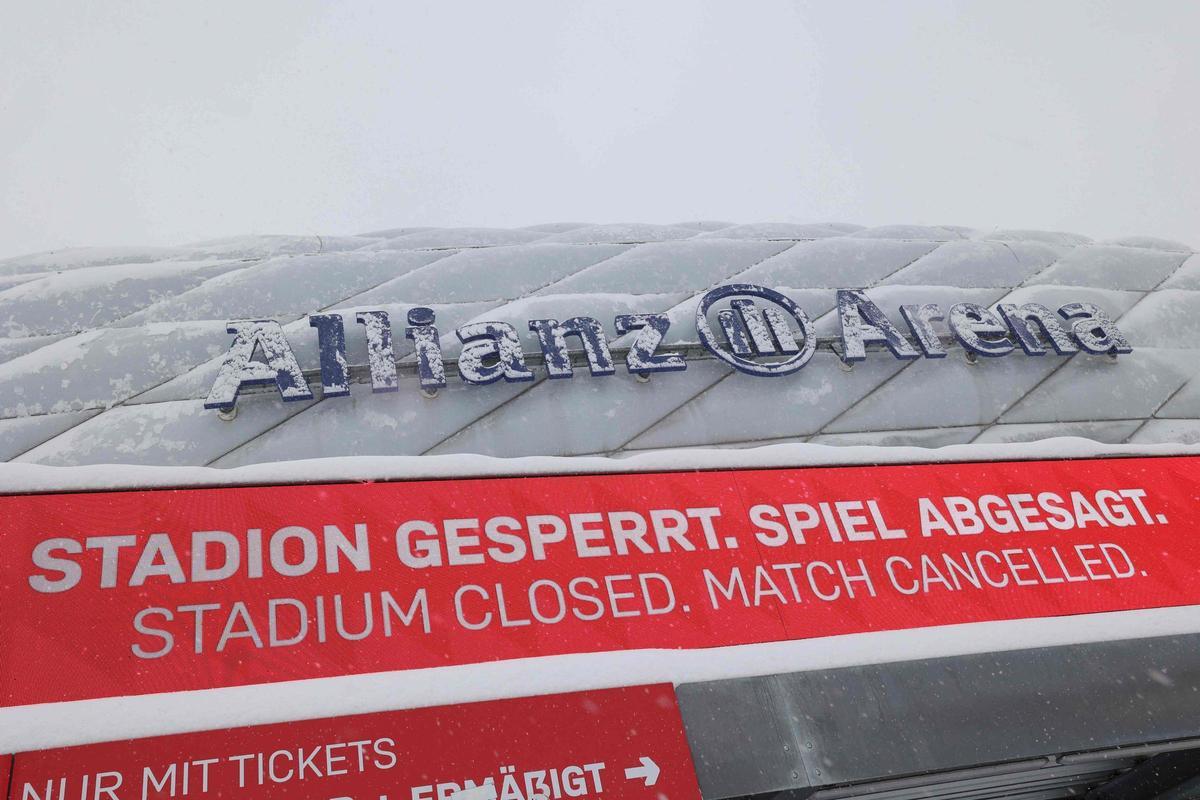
9,686 -> 700,800
675,633 -> 1200,798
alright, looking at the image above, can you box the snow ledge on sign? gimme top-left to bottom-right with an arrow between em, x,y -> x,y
0,437 -> 1197,494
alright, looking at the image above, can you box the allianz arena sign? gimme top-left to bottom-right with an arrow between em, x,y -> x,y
204,284 -> 1133,411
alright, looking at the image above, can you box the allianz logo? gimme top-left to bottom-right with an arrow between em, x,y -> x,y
205,283 -> 1130,411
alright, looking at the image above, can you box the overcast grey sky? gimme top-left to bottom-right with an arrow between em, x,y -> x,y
1,0 -> 1197,259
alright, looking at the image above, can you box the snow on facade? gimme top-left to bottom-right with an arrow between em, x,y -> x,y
0,222 -> 1196,466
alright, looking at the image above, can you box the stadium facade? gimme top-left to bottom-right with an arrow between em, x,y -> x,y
2,222 -> 1200,799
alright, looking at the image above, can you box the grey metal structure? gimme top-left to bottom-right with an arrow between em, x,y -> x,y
677,634 -> 1200,799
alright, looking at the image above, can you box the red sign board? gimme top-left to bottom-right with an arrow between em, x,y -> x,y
9,686 -> 698,800
1,755 -> 11,799
2,455 -> 1198,706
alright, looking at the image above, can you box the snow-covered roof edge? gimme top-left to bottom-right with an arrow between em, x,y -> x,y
2,438 -> 1197,495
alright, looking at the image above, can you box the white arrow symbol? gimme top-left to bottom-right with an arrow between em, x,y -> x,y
624,756 -> 660,787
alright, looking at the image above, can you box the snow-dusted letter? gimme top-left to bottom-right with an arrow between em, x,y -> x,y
614,313 -> 687,374
204,320 -> 313,410
948,303 -> 1014,357
356,310 -> 399,392
528,317 -> 616,379
838,289 -> 920,362
997,303 -> 1078,356
309,313 -> 351,397
456,321 -> 535,385
1058,303 -> 1133,355
405,307 -> 447,390
899,303 -> 948,358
